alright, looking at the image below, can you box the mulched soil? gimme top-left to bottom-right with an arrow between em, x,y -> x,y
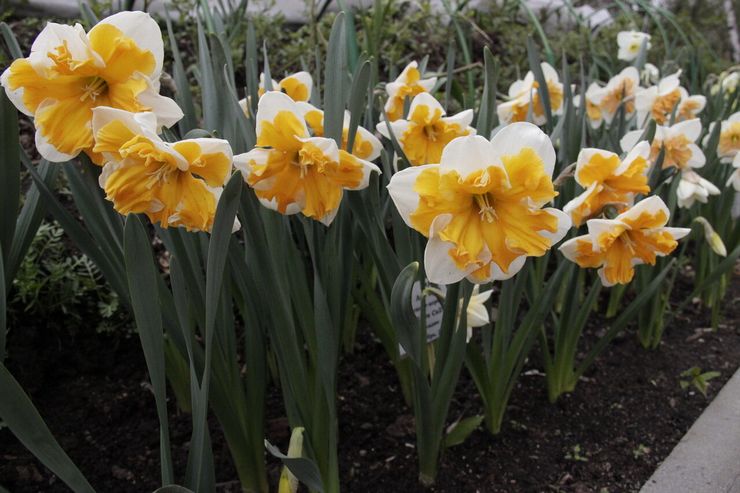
1,272 -> 738,492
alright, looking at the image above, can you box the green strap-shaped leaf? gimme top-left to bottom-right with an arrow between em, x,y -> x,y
6,162 -> 58,286
0,91 -> 20,277
191,173 -> 242,488
476,46 -> 498,137
0,248 -> 5,361
0,362 -> 95,492
390,262 -> 421,364
324,12 -> 347,144
123,215 -> 174,485
153,486 -> 195,493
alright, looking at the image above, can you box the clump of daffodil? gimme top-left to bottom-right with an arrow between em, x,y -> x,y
705,111 -> 740,163
559,196 -> 690,286
1,12 -> 182,163
387,123 -> 571,285
635,71 -> 705,126
563,142 -> 651,226
296,102 -> 382,161
233,91 -> 380,226
617,31 -> 651,61
583,67 -> 640,128
376,92 -> 474,166
258,71 -> 313,102
383,61 -> 437,122
497,62 -> 564,126
91,107 -> 233,232
621,119 -> 705,171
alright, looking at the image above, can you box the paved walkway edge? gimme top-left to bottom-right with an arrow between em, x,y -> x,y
640,366 -> 740,493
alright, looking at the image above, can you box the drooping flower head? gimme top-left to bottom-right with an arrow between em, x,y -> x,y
560,196 -> 690,286
617,31 -> 651,61
376,93 -> 474,166
584,67 -> 640,128
92,107 -> 232,232
497,62 -> 564,126
387,124 -> 571,285
676,170 -> 720,209
259,71 -> 313,102
383,61 -> 437,122
233,91 -> 380,226
1,12 -> 182,163
462,285 -> 493,342
705,112 -> 740,163
296,102 -> 382,161
621,119 -> 705,171
563,142 -> 651,226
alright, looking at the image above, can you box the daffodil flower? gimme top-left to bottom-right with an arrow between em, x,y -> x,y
233,91 -> 380,226
1,12 -> 183,163
376,93 -> 474,166
258,71 -> 313,102
91,107 -> 233,232
387,124 -> 571,285
296,102 -> 382,161
727,152 -> 740,191
676,170 -> 720,209
497,62 -> 564,126
621,119 -> 705,171
462,285 -> 493,342
383,61 -> 437,122
563,142 -> 651,226
705,112 -> 740,163
559,196 -> 690,286
583,67 -> 639,128
617,31 -> 651,61
641,63 -> 660,85
635,71 -> 687,125
675,88 -> 706,122
583,82 -> 605,128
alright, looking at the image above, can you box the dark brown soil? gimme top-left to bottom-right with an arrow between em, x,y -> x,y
1,272 -> 739,493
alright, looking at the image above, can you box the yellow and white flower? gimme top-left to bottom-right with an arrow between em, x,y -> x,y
258,71 -> 313,102
563,142 -> 651,226
559,196 -> 690,286
383,61 -> 437,122
721,71 -> 739,95
727,152 -> 740,191
387,123 -> 571,285
676,170 -> 720,209
704,112 -> 740,163
91,107 -> 232,232
497,62 -> 564,126
376,92 -> 474,166
233,91 -> 380,226
583,67 -> 640,128
296,102 -> 382,161
675,88 -> 706,122
635,71 -> 683,125
621,118 -> 705,171
617,31 -> 651,61
1,12 -> 182,163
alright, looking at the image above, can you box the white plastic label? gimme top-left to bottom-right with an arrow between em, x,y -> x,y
399,281 -> 446,356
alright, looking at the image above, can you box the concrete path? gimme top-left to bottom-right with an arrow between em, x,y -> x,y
641,367 -> 740,493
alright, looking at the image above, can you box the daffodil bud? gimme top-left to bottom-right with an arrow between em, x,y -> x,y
693,217 -> 727,257
278,427 -> 305,493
